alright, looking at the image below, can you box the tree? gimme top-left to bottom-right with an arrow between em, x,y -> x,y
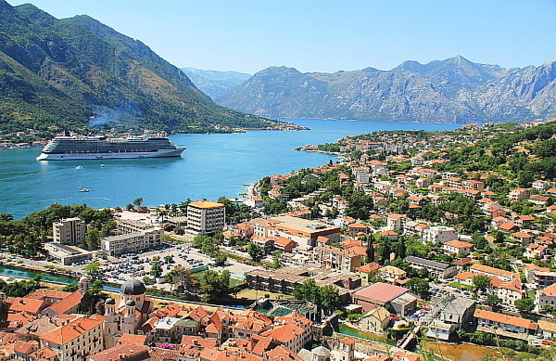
200,270 -> 231,300
293,279 -> 321,305
406,278 -> 429,298
396,238 -> 406,259
485,295 -> 502,307
365,236 -> 375,263
83,261 -> 101,278
273,251 -> 283,269
319,285 -> 340,314
247,242 -> 263,261
85,228 -> 101,250
133,198 -> 144,208
472,275 -> 491,291
126,203 -> 135,211
165,266 -> 194,294
150,263 -> 163,278
515,298 -> 535,313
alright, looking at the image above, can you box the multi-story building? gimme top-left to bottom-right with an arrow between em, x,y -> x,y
508,188 -> 530,202
443,240 -> 474,256
312,245 -> 361,272
470,264 -> 519,282
101,228 -> 163,256
525,264 -> 556,288
404,256 -> 457,280
537,284 -> 556,310
52,218 -> 86,246
186,200 -> 226,237
39,316 -> 104,361
270,215 -> 341,249
245,267 -> 360,303
387,214 -> 407,231
424,226 -> 458,244
474,309 -> 537,340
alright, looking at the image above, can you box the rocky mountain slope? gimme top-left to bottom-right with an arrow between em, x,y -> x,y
217,56 -> 556,123
0,0 -> 275,134
181,68 -> 251,99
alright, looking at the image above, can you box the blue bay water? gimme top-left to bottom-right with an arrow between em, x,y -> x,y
0,119 -> 458,219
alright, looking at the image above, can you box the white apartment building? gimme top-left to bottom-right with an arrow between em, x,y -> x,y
101,228 -> 163,256
424,226 -> 458,244
53,218 -> 86,245
186,200 -> 226,237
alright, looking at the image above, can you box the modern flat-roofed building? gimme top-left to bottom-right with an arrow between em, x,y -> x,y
270,215 -> 341,249
53,217 -> 86,246
44,243 -> 93,265
186,200 -> 226,237
404,256 -> 457,280
101,229 -> 163,256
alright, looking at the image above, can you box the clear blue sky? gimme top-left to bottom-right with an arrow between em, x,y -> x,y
7,0 -> 556,74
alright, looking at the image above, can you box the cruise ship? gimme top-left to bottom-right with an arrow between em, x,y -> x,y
36,133 -> 185,161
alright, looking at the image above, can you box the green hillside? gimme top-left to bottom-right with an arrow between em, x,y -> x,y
0,0 -> 276,135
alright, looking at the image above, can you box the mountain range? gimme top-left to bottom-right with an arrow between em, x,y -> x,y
215,56 -> 556,123
0,0 -> 275,134
181,68 -> 251,100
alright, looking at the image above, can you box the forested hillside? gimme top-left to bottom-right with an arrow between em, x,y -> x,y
0,0 -> 277,135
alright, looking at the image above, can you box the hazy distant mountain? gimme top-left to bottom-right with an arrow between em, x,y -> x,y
181,68 -> 251,99
0,0 -> 275,133
217,56 -> 556,123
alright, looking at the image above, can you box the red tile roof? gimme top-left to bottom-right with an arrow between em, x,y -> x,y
40,316 -> 102,345
474,309 -> 537,331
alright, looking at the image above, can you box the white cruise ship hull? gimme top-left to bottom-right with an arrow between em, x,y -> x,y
36,148 -> 184,161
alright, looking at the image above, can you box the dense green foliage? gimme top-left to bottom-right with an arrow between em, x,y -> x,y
0,203 -> 114,256
0,1 -> 278,137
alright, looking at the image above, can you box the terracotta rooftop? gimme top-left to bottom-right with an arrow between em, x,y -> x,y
40,316 -> 103,345
474,309 -> 537,331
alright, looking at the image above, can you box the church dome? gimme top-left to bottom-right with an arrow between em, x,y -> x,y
120,279 -> 146,295
126,299 -> 136,307
105,297 -> 115,305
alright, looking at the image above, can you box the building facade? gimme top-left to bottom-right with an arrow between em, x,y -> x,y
186,201 -> 226,237
53,218 -> 86,246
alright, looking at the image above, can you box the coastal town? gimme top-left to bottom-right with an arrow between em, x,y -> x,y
1,120 -> 556,361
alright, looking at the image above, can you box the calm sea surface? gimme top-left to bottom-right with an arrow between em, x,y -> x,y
0,119 -> 458,219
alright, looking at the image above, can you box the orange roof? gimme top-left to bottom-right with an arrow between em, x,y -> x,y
541,284 -> 556,297
524,264 -> 550,272
340,338 -> 356,345
43,291 -> 82,316
274,237 -> 296,247
356,262 -> 381,273
8,298 -> 47,314
261,323 -> 304,344
26,289 -> 72,301
470,264 -> 518,280
445,240 -> 474,249
499,222 -> 518,231
13,341 -> 37,355
474,309 -> 537,331
189,200 -> 224,209
266,346 -> 304,361
513,231 -> 533,238
455,272 -> 474,280
119,333 -> 147,346
40,317 -> 103,345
